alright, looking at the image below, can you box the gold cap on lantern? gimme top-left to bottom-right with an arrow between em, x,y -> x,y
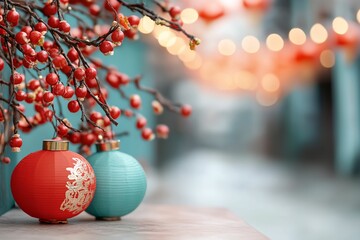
43,140 -> 69,151
96,140 -> 120,152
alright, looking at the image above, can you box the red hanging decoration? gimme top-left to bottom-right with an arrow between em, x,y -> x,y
242,0 -> 271,11
11,140 -> 96,223
197,1 -> 225,22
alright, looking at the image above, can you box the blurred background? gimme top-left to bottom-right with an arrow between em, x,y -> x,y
138,0 -> 360,240
3,0 -> 360,239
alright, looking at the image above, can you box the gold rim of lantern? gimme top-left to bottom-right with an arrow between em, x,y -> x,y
96,140 -> 120,152
42,140 -> 69,151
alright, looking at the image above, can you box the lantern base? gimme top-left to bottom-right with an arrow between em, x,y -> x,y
39,219 -> 68,224
96,216 -> 121,221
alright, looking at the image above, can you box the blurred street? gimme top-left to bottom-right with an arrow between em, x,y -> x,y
146,149 -> 360,240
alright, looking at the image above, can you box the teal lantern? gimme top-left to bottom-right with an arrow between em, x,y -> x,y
86,140 -> 147,220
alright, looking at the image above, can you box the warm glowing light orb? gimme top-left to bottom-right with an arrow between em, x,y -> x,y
310,23 -> 328,44
261,74 -> 280,92
320,50 -> 335,68
138,16 -> 155,34
332,17 -> 349,35
181,8 -> 199,24
266,34 -> 284,51
241,36 -> 260,54
289,28 -> 307,45
218,39 -> 237,56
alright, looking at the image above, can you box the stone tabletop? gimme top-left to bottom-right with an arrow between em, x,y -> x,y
0,205 -> 269,240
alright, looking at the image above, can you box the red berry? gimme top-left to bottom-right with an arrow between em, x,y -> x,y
85,77 -> 98,88
12,58 -> 23,68
127,15 -> 140,26
20,26 -> 32,36
34,22 -> 47,33
43,3 -> 57,16
68,132 -> 81,143
141,128 -> 154,141
68,100 -> 80,113
110,106 -> 121,119
105,72 -> 121,88
7,9 -> 20,27
180,104 -> 192,117
52,55 -> 67,69
111,29 -> 125,45
104,0 -> 121,12
81,133 -> 96,146
90,111 -> 102,123
124,29 -> 138,40
156,124 -> 169,139
45,73 -> 59,85
67,48 -> 79,62
0,58 -> 4,71
89,4 -> 100,16
85,67 -> 97,80
35,92 -> 44,103
152,100 -> 163,115
75,85 -> 87,100
48,16 -> 60,28
60,0 -> 69,8
124,110 -> 133,117
22,44 -> 36,56
1,157 -> 11,164
63,86 -> 75,99
57,124 -> 69,137
99,41 -> 114,55
9,134 -> 22,152
25,93 -> 35,103
58,20 -> 71,33
29,31 -> 43,46
45,109 -> 54,121
11,72 -> 24,85
42,91 -> 55,104
27,79 -> 40,91
43,41 -> 54,50
118,73 -> 129,85
136,117 -> 147,129
130,94 -> 141,109
52,83 -> 65,96
74,67 -> 85,81
15,90 -> 27,101
15,31 -> 29,45
169,6 -> 181,19
36,50 -> 49,63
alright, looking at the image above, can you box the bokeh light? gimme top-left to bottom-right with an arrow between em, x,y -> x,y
266,34 -> 284,52
332,17 -> 349,35
218,39 -> 237,56
181,8 -> 199,24
320,50 -> 336,68
261,74 -> 280,92
138,16 -> 155,34
241,36 -> 260,54
289,28 -> 307,45
256,90 -> 279,106
310,23 -> 328,44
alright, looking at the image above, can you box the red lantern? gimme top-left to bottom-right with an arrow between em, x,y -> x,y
197,1 -> 225,22
11,140 -> 96,223
242,0 -> 271,11
334,24 -> 360,48
293,42 -> 321,63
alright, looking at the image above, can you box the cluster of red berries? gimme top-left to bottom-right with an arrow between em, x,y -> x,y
0,0 -> 194,161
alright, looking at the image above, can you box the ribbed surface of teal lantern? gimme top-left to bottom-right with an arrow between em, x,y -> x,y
86,140 -> 147,220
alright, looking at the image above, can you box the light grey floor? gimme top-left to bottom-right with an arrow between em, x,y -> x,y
146,149 -> 360,240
